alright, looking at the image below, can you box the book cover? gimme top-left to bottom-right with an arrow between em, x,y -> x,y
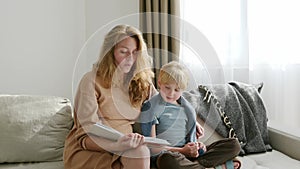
88,123 -> 170,146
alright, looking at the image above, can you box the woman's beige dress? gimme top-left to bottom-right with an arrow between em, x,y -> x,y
63,70 -> 155,169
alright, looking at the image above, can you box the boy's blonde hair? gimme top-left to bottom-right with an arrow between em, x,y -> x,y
158,61 -> 189,90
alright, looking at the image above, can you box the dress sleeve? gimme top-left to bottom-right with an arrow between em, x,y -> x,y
73,71 -> 102,148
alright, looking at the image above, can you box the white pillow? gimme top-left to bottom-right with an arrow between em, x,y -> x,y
0,95 -> 73,163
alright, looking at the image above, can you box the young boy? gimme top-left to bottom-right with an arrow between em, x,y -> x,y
138,61 -> 241,169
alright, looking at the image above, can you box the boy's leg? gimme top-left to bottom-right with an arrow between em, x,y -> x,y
196,138 -> 241,168
156,151 -> 205,169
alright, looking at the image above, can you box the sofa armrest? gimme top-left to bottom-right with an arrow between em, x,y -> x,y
268,126 -> 300,161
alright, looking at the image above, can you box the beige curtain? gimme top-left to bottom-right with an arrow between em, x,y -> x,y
139,0 -> 180,86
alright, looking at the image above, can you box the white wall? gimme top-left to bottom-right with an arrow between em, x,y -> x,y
0,0 -> 85,100
0,0 -> 139,100
85,0 -> 139,38
73,0 -> 139,100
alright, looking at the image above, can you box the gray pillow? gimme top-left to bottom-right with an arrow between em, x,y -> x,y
0,95 -> 73,163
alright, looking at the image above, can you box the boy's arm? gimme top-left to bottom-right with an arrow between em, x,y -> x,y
149,125 -> 165,154
150,125 -> 156,137
196,121 -> 205,139
150,125 -> 200,158
167,142 -> 200,158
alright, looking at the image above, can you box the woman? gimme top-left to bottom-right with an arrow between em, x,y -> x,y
63,25 -> 156,169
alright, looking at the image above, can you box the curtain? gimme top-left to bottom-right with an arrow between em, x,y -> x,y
139,0 -> 180,86
248,0 -> 300,129
181,0 -> 300,129
180,0 -> 247,86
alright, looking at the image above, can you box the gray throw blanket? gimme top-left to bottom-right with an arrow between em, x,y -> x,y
183,81 -> 272,155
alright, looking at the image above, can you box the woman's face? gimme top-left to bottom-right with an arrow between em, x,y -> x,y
114,36 -> 138,73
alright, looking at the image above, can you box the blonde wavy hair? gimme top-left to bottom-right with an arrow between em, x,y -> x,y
94,24 -> 154,108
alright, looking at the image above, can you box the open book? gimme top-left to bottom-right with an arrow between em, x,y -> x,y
88,123 -> 170,147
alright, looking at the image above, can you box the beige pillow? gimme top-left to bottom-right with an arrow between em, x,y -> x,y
0,95 -> 73,163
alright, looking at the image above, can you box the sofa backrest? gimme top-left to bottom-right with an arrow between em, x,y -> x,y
0,95 -> 73,163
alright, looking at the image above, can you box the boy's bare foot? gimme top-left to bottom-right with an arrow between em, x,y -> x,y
220,161 -> 241,169
214,158 -> 241,169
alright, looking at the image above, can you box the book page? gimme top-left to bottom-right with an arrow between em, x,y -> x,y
88,123 -> 124,141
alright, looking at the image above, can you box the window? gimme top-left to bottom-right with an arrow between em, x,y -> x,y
181,0 -> 300,129
249,0 -> 300,66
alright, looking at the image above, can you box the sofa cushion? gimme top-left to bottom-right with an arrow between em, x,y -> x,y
0,95 -> 73,163
0,161 -> 63,169
239,150 -> 300,169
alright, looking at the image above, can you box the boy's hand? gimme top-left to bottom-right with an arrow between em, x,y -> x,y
196,122 -> 204,139
197,142 -> 207,155
181,142 -> 199,158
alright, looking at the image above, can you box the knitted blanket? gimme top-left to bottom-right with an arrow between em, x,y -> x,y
183,81 -> 272,155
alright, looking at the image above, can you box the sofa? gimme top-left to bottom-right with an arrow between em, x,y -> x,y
0,94 -> 300,169
183,82 -> 300,169
199,116 -> 300,169
0,95 -> 73,169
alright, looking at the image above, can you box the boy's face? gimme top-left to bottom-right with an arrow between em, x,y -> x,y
158,80 -> 182,104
